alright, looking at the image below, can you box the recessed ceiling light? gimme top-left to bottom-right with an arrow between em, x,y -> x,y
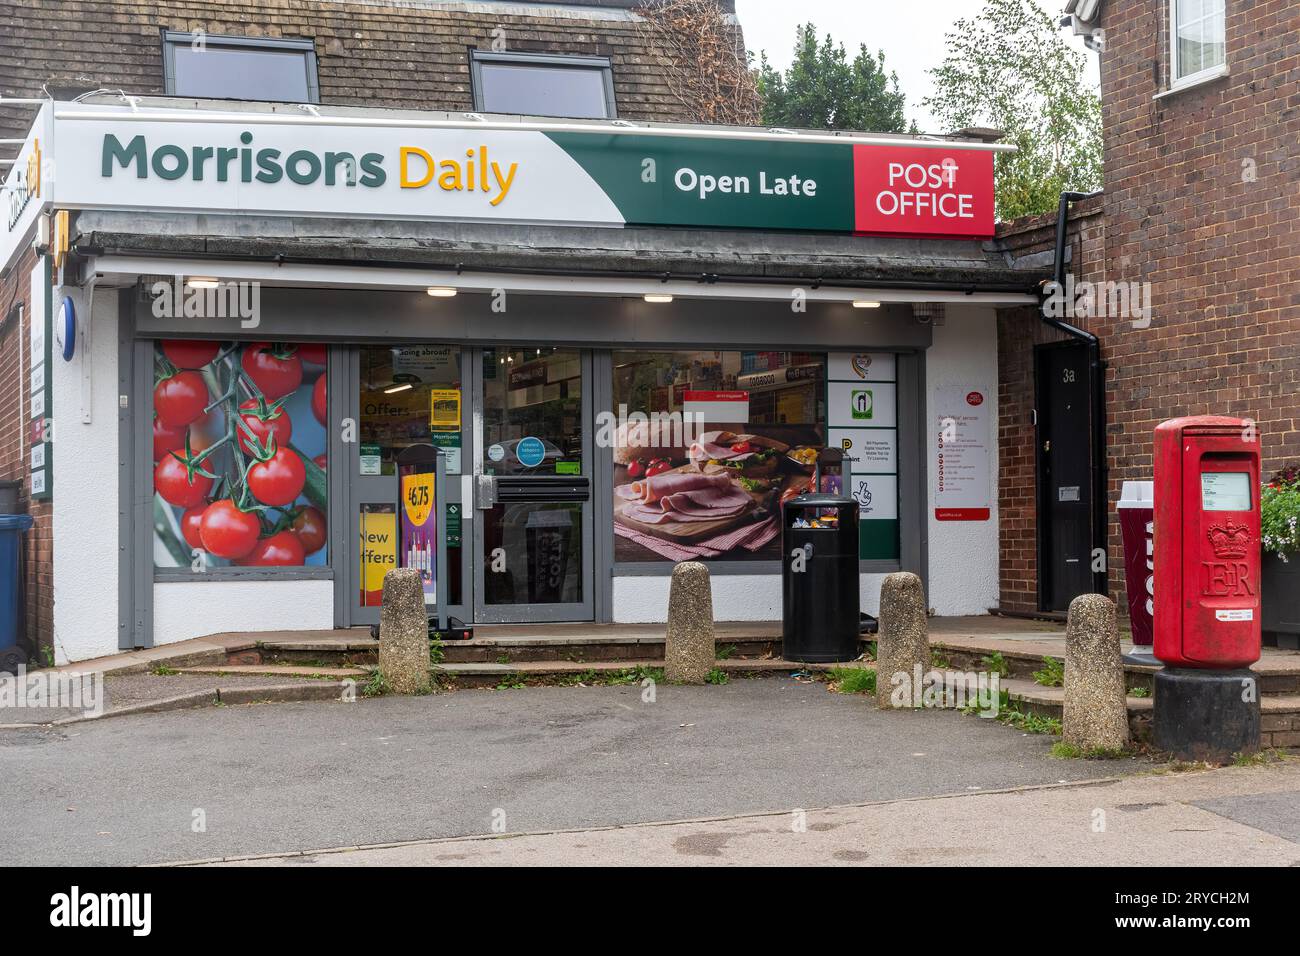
426,286 -> 457,297
852,300 -> 881,309
383,383 -> 413,394
644,293 -> 673,303
186,276 -> 220,289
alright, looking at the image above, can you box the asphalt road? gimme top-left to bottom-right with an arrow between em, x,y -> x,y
0,678 -> 1151,866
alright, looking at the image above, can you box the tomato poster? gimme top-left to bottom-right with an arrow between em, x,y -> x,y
152,341 -> 329,569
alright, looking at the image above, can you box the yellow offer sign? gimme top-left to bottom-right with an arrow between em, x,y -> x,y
430,389 -> 461,428
401,472 -> 436,527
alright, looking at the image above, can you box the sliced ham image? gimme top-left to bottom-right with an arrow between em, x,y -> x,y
618,470 -> 754,524
629,471 -> 734,504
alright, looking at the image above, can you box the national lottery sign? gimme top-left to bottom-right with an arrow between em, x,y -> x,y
2,102 -> 1001,269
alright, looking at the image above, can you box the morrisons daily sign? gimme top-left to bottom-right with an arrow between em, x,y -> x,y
2,103 -> 999,269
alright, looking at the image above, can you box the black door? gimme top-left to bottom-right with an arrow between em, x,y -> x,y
1035,342 -> 1094,612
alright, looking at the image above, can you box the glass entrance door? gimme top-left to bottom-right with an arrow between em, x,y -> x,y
346,345 -> 468,627
473,347 -> 594,623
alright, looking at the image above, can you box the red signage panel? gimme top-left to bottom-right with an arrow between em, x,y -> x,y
852,146 -> 996,239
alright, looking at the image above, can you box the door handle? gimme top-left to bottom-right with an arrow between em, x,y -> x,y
476,474 -> 497,510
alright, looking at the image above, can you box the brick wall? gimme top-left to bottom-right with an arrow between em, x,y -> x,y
0,0 -> 709,148
993,0 -> 1300,621
994,197 -> 1106,615
0,245 -> 54,658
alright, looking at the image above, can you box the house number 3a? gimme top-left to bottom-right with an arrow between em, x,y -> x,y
1062,368 -> 1077,383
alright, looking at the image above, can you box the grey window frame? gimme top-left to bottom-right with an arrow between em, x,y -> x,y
469,49 -> 617,119
161,30 -> 321,104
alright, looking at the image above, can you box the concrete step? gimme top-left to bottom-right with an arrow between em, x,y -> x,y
176,664 -> 369,678
436,657 -> 841,687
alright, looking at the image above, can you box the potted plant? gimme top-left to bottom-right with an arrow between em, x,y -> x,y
1261,464 -> 1300,648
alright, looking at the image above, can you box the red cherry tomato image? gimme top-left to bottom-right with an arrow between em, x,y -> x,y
291,506 -> 327,555
153,370 -> 209,428
247,448 -> 307,506
153,416 -> 187,462
199,499 -> 261,560
241,343 -> 303,400
180,505 -> 207,550
311,373 -> 327,426
313,453 -> 327,472
730,440 -> 754,454
237,399 -> 293,455
240,531 -> 305,567
627,459 -> 645,479
297,344 -> 327,366
161,340 -> 220,369
646,459 -> 672,478
154,454 -> 213,508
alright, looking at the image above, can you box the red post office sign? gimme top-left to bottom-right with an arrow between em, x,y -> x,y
853,146 -> 996,239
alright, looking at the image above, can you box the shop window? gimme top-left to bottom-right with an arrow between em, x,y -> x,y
359,346 -> 464,606
153,342 -> 329,570
359,346 -> 463,475
162,31 -> 320,103
1170,0 -> 1226,86
610,350 -> 901,565
470,50 -> 616,119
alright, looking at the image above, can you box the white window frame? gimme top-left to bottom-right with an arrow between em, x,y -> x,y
1168,0 -> 1228,92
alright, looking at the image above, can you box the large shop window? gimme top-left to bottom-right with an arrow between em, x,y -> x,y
162,31 -> 320,103
1171,0 -> 1226,85
470,50 -> 616,119
153,342 -> 328,569
611,350 -> 900,564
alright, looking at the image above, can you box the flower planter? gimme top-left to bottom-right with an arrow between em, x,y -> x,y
1261,552 -> 1300,649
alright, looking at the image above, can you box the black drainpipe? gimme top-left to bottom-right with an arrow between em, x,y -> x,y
1043,189 -> 1107,595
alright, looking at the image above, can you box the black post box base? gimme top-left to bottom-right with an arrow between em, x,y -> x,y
1153,667 -> 1260,763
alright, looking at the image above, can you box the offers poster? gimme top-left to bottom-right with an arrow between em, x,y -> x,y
934,387 -> 991,521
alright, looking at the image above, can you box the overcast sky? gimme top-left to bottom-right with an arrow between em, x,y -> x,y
734,0 -> 1100,133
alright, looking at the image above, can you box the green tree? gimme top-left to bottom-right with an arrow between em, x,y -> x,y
755,24 -> 913,133
925,0 -> 1102,220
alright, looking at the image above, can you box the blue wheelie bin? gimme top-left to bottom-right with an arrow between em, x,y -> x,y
0,514 -> 34,673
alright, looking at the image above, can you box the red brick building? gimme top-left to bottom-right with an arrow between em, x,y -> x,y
996,0 -> 1299,626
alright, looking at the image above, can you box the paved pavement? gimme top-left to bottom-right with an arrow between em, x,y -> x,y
214,760 -> 1300,866
0,678 -> 1154,866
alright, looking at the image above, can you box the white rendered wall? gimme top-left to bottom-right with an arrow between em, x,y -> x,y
924,306 -> 999,615
612,572 -> 888,624
152,579 -> 334,644
51,284 -> 120,664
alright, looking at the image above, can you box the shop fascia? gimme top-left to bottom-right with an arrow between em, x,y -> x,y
0,100 -> 1014,275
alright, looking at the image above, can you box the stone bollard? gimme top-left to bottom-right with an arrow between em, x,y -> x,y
665,561 -> 715,684
1062,593 -> 1129,752
378,568 -> 432,695
875,572 -> 929,709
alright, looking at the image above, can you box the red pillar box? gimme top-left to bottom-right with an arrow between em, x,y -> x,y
1153,416 -> 1262,668
1118,481 -> 1155,646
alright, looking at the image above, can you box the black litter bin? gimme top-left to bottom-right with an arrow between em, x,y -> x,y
781,493 -> 860,663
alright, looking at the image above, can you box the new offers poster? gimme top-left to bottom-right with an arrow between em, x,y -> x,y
934,387 -> 990,521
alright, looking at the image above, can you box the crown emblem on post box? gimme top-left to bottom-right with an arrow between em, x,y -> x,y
1206,520 -> 1251,559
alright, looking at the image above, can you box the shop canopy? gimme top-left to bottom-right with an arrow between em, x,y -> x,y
3,95 -> 1043,301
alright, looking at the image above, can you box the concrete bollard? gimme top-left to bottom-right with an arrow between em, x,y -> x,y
378,568 -> 432,695
1062,593 -> 1129,752
875,572 -> 929,709
665,561 -> 715,684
